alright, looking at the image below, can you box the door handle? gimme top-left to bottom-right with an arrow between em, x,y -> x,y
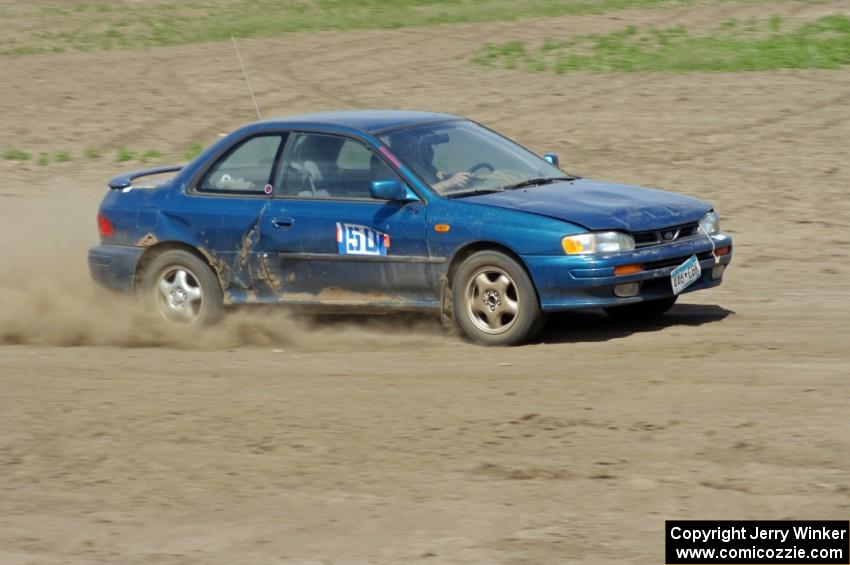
271,217 -> 294,229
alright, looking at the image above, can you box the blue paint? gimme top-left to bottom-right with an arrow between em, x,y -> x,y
524,233 -> 732,310
461,178 -> 711,232
108,165 -> 183,190
89,110 -> 732,313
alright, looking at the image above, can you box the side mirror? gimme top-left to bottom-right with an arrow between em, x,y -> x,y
370,179 -> 416,201
543,152 -> 560,167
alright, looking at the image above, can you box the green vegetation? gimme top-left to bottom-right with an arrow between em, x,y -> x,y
84,147 -> 102,159
1,0 -> 798,56
54,150 -> 73,162
3,148 -> 30,161
141,150 -> 163,163
116,147 -> 137,162
473,14 -> 850,72
2,144 -> 204,166
183,142 -> 205,161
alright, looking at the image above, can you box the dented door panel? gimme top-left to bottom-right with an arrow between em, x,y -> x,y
258,198 -> 440,306
159,192 -> 269,295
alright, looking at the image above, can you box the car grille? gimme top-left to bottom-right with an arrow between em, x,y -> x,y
632,221 -> 699,248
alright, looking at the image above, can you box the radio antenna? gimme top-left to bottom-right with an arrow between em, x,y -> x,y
230,34 -> 262,120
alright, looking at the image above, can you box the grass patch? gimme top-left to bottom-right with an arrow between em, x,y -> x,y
116,147 -> 137,162
54,150 -> 73,162
183,142 -> 205,161
0,146 -> 190,166
1,0 -> 797,56
84,147 -> 102,159
141,150 -> 163,163
473,14 -> 850,72
3,148 -> 31,161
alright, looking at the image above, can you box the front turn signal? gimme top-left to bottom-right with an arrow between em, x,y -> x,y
614,264 -> 642,276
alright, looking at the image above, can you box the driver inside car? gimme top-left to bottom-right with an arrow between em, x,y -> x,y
388,132 -> 473,192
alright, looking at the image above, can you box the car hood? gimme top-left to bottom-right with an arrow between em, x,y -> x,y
463,178 -> 712,232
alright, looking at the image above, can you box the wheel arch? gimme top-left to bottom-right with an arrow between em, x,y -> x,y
441,241 -> 542,323
446,241 -> 535,290
133,241 -> 223,293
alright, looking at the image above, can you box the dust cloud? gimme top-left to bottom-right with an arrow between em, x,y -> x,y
0,179 -> 446,350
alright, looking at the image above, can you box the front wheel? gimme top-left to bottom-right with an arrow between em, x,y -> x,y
141,250 -> 223,326
452,251 -> 544,346
604,296 -> 677,321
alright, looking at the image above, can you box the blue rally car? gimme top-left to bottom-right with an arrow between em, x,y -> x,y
89,111 -> 732,345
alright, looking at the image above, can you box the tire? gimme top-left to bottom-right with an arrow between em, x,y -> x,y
141,249 -> 224,326
604,296 -> 677,321
452,250 -> 544,346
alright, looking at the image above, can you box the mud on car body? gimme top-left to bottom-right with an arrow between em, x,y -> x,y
89,110 -> 732,345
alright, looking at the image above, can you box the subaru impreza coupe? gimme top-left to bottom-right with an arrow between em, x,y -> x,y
89,111 -> 732,345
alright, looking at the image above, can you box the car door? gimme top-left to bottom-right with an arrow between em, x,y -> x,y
257,132 -> 440,307
173,134 -> 283,294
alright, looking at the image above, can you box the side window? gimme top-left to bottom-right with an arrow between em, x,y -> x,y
279,133 -> 403,199
199,135 -> 283,194
336,140 -> 372,170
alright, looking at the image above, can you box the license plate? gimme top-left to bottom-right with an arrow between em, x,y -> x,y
670,255 -> 701,295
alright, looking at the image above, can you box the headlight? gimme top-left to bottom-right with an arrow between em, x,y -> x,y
699,211 -> 720,235
562,231 -> 635,255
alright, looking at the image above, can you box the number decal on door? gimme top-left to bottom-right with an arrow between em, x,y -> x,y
336,223 -> 390,256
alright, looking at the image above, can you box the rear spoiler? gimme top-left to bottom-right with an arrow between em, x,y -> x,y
108,165 -> 183,190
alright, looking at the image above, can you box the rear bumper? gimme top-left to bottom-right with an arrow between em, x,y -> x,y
88,244 -> 144,293
524,233 -> 733,311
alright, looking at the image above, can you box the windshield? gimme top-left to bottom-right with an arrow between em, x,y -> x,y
379,120 -> 568,196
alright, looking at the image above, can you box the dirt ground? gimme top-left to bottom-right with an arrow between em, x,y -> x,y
1,2 -> 849,563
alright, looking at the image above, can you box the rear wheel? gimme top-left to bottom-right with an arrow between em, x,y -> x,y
604,296 -> 677,321
452,251 -> 544,346
141,250 -> 223,326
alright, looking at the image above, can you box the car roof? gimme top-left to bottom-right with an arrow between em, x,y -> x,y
259,110 -> 462,134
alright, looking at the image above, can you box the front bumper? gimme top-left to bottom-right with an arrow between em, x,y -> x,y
524,233 -> 733,311
88,244 -> 145,293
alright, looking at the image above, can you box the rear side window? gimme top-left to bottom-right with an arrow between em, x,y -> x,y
199,135 -> 283,194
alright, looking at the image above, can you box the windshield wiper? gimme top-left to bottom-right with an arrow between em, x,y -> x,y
444,187 -> 506,199
444,175 -> 579,198
501,176 -> 576,191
